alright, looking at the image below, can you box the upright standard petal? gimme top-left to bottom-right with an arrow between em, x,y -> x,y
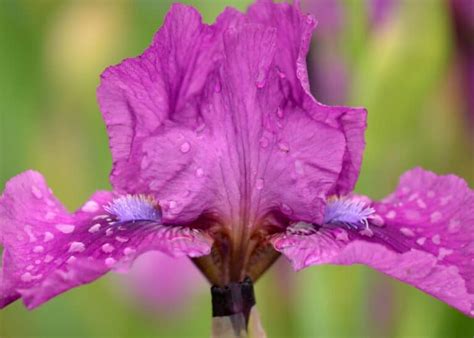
272,168 -> 474,316
0,171 -> 212,309
97,1 -> 366,230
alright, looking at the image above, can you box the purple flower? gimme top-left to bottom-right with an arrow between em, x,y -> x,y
0,0 -> 473,322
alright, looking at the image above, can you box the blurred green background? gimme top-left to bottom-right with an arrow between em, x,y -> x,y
0,0 -> 473,337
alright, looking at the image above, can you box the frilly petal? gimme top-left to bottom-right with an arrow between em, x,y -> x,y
272,168 -> 474,316
0,171 -> 212,309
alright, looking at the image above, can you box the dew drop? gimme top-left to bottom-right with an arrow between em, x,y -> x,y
67,256 -> 77,264
101,243 -> 115,253
33,245 -> 44,253
276,107 -> 284,118
180,142 -> 191,153
88,223 -> 101,233
278,142 -> 290,153
416,199 -> 427,209
259,136 -> 269,148
447,219 -> 461,233
255,178 -> 264,190
106,228 -> 114,236
256,69 -> 266,88
416,237 -> 426,246
68,241 -> 85,253
437,248 -> 453,260
43,232 -> 54,242
44,255 -> 54,263
430,212 -> 442,223
26,265 -> 34,271
82,201 -> 99,213
105,257 -> 116,267
400,227 -> 415,238
31,186 -> 43,199
431,234 -> 441,245
21,272 -> 33,282
123,247 -> 136,256
45,211 -> 56,220
385,210 -> 397,219
168,200 -> 177,209
214,80 -> 222,93
195,168 -> 204,177
56,224 -> 75,234
281,203 -> 293,215
115,236 -> 129,243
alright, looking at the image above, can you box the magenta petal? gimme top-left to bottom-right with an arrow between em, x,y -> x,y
97,2 -> 366,226
0,171 -> 212,309
273,168 -> 474,316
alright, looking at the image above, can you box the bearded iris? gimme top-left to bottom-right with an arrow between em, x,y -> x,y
1,0 -> 473,335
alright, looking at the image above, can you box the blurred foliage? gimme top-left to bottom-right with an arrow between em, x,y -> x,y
0,0 -> 473,337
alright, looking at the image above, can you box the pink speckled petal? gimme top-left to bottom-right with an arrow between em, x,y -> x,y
272,168 -> 474,316
97,2 -> 366,226
0,171 -> 212,309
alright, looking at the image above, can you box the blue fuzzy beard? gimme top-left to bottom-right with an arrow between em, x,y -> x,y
105,194 -> 161,223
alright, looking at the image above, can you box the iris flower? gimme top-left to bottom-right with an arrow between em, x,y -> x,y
1,1 -> 473,336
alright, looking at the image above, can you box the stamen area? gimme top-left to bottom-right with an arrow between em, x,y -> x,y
323,196 -> 374,230
105,194 -> 161,223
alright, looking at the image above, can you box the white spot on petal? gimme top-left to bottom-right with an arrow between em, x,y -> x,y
45,211 -> 56,220
21,272 -> 33,282
416,237 -> 426,246
400,227 -> 415,238
88,223 -> 101,233
82,201 -> 99,213
195,168 -> 204,177
437,248 -> 453,260
106,228 -> 113,236
448,219 -> 461,234
44,232 -> 54,242
115,236 -> 129,243
431,234 -> 441,245
105,257 -> 116,267
31,186 -> 43,199
67,256 -> 77,264
68,241 -> 85,253
101,243 -> 114,253
430,212 -> 442,223
56,224 -> 75,234
33,245 -> 44,253
123,247 -> 136,256
416,199 -> 427,209
44,255 -> 54,263
24,225 -> 37,242
386,211 -> 397,219
179,142 -> 191,153
26,265 -> 34,271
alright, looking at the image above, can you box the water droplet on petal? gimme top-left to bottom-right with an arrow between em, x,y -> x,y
43,232 -> 54,242
416,237 -> 426,246
44,255 -> 54,263
56,224 -> 75,234
33,245 -> 44,253
278,142 -> 290,153
195,168 -> 204,177
256,69 -> 266,88
68,242 -> 85,253
430,212 -> 442,223
281,203 -> 293,215
82,201 -> 99,213
400,227 -> 415,238
447,219 -> 461,233
101,243 -> 115,253
123,247 -> 136,256
431,234 -> 441,245
255,178 -> 264,190
385,211 -> 397,219
259,136 -> 269,148
88,223 -> 101,233
214,80 -> 222,93
105,257 -> 116,267
21,272 -> 33,282
276,107 -> 284,118
31,186 -> 43,199
180,142 -> 191,153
